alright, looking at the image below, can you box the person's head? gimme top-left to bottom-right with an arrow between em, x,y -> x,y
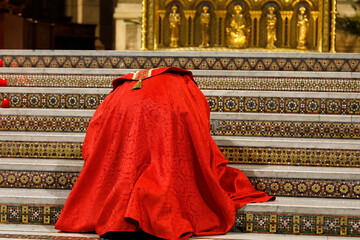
268,6 -> 275,14
299,6 -> 306,14
203,5 -> 209,13
171,5 -> 178,13
234,5 -> 242,14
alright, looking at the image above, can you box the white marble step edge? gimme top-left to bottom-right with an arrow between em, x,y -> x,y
2,86 -> 360,99
0,49 -> 358,59
1,67 -> 360,79
1,131 -> 360,150
1,158 -> 359,180
1,109 -> 360,123
0,225 -> 359,240
0,189 -> 359,216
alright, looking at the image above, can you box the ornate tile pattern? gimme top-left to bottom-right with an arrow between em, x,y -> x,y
0,93 -> 106,109
1,204 -> 359,237
0,141 -> 83,159
1,204 -> 62,225
0,170 -> 78,189
1,141 -> 359,168
0,55 -> 359,72
207,96 -> 360,115
250,177 -> 360,199
0,170 -> 358,199
235,212 -> 360,237
219,146 -> 360,168
0,116 -> 90,132
210,120 -> 360,139
2,73 -> 360,93
2,92 -> 360,116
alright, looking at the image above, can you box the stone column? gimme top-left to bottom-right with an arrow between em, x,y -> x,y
113,3 -> 142,50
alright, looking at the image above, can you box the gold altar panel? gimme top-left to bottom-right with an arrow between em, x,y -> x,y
142,0 -> 336,52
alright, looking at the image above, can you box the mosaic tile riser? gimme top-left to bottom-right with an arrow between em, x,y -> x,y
1,93 -> 360,115
0,55 -> 359,72
0,141 -> 83,160
1,116 -> 360,139
0,170 -> 359,199
1,73 -> 360,92
1,204 -> 360,236
0,141 -> 359,168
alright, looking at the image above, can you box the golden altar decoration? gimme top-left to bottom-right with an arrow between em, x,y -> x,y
141,0 -> 337,52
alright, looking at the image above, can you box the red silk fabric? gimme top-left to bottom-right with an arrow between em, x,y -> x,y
55,67 -> 274,240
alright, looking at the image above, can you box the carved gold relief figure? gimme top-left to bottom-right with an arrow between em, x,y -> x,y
266,6 -> 277,49
200,5 -> 211,48
226,5 -> 248,48
169,5 -> 181,48
297,6 -> 309,50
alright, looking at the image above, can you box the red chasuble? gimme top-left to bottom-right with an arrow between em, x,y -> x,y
55,67 -> 274,240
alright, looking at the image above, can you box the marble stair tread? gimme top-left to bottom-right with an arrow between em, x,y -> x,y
240,196 -> 360,216
0,86 -> 111,94
1,67 -> 359,79
232,164 -> 360,180
0,188 -> 359,216
2,86 -> 360,99
0,158 -> 83,172
1,158 -> 358,181
2,131 -> 359,150
0,188 -> 70,205
0,225 -> 359,240
2,109 -> 359,124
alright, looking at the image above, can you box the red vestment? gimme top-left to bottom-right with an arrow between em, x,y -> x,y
55,67 -> 274,240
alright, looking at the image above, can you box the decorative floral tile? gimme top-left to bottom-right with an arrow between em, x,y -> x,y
210,120 -> 360,139
219,146 -> 360,168
0,141 -> 83,159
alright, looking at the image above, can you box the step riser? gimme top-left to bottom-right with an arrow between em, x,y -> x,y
0,52 -> 359,72
1,204 -> 359,237
1,141 -> 359,168
1,72 -> 360,92
1,92 -> 360,115
1,116 -> 360,140
0,170 -> 358,199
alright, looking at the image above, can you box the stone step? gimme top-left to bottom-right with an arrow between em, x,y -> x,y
1,68 -> 360,92
0,160 -> 358,199
2,87 -> 360,115
1,193 -> 359,236
1,110 -> 359,140
0,224 -> 359,240
1,132 -> 359,168
0,50 -> 359,72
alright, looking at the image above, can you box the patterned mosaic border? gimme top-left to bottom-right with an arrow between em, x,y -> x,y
2,73 -> 360,92
0,141 -> 83,160
219,146 -> 360,168
0,204 -> 61,225
2,92 -> 360,115
210,120 -> 360,139
1,141 -> 359,168
0,116 -> 90,132
0,170 -> 359,199
0,93 -> 106,109
1,204 -> 359,237
0,170 -> 77,190
0,55 -> 359,72
2,116 -> 360,139
234,212 -> 360,237
208,96 -> 360,115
